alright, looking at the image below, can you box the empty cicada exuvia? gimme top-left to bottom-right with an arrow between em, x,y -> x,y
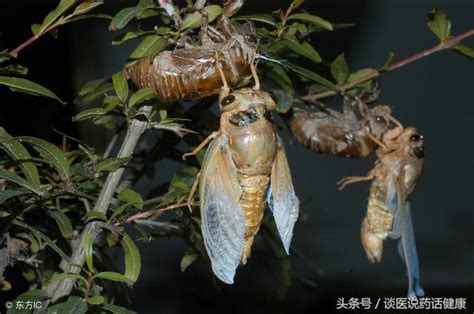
290,93 -> 402,158
338,125 -> 425,299
124,0 -> 258,101
183,76 -> 299,284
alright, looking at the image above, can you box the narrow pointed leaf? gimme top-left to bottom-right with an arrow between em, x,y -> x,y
179,5 -> 222,31
0,168 -> 41,195
287,13 -> 333,30
0,76 -> 63,103
39,0 -> 77,33
48,210 -> 73,239
121,233 -> 141,284
330,53 -> 349,84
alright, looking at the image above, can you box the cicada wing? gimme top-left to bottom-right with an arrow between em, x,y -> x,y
199,135 -> 244,284
387,172 -> 424,299
268,136 -> 299,254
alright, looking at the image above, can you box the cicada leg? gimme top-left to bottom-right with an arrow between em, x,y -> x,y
388,114 -> 403,128
367,131 -> 388,150
215,56 -> 230,103
182,131 -> 220,160
337,174 -> 374,190
186,172 -> 201,213
250,49 -> 260,90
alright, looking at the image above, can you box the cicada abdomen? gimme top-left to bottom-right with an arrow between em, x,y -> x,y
339,126 -> 425,299
184,88 -> 299,283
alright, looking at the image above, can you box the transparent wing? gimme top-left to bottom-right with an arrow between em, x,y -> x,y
199,135 -> 244,284
268,136 -> 299,254
387,171 -> 424,299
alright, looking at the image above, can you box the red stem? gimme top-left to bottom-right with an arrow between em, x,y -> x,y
11,21 -> 61,55
116,201 -> 193,226
303,28 -> 474,102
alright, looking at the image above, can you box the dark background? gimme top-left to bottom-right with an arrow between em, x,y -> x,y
1,0 -> 473,313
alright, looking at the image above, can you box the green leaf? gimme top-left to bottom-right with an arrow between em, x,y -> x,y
102,304 -> 137,314
83,211 -> 108,221
92,271 -> 131,283
0,64 -> 28,76
0,52 -> 13,63
121,232 -> 141,284
78,78 -> 106,96
179,5 -> 223,31
86,296 -> 105,305
0,189 -> 28,204
427,9 -> 451,42
65,13 -> 112,24
381,51 -> 395,71
71,1 -> 103,16
17,136 -> 71,179
347,68 -> 376,94
118,188 -> 143,210
80,82 -> 114,105
128,35 -> 168,60
46,296 -> 88,314
0,168 -> 41,195
97,157 -> 132,173
271,89 -> 294,113
284,62 -> 337,90
14,221 -> 69,260
268,63 -> 294,94
287,13 -> 333,31
283,37 -> 321,63
39,0 -> 77,34
233,14 -> 277,27
7,289 -> 46,314
180,251 -> 197,272
453,44 -> 474,59
0,76 -> 63,103
129,87 -> 156,108
110,203 -> 129,219
48,210 -> 73,239
48,272 -> 88,286
73,108 -> 107,122
330,53 -> 349,85
0,127 -> 41,188
110,5 -> 153,30
112,71 -> 129,101
112,31 -> 142,46
85,229 -> 94,271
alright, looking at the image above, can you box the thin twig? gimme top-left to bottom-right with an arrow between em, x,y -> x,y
46,106 -> 153,302
103,134 -> 118,159
303,28 -> 474,102
116,201 -> 194,227
11,20 -> 62,55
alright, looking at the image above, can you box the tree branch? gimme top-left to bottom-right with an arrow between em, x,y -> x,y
303,28 -> 474,102
11,20 -> 63,55
46,106 -> 153,302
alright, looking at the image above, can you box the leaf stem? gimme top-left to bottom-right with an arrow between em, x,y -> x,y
303,28 -> 474,102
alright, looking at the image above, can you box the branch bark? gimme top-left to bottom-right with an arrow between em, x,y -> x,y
303,28 -> 474,102
46,106 -> 153,302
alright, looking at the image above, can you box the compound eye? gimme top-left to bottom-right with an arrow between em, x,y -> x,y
221,95 -> 236,107
410,134 -> 422,142
245,34 -> 258,45
375,115 -> 387,124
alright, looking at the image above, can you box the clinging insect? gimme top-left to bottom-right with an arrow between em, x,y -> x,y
338,125 -> 425,299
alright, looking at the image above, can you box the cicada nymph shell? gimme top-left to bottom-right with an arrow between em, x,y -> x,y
338,126 -> 425,299
124,0 -> 258,101
290,94 -> 399,158
184,87 -> 299,284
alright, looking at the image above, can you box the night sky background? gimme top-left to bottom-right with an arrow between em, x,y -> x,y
0,0 -> 473,313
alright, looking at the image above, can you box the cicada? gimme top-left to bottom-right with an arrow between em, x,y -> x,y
290,94 -> 401,158
183,86 -> 299,284
124,0 -> 258,101
338,125 -> 425,299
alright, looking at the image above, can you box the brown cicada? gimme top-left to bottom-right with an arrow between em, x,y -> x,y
124,0 -> 258,101
290,94 -> 402,158
338,125 -> 425,299
183,83 -> 299,284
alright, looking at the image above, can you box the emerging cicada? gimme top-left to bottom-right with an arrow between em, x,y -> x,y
289,94 -> 401,158
338,125 -> 425,299
124,0 -> 258,101
183,83 -> 299,284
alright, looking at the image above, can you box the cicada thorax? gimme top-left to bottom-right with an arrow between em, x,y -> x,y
290,105 -> 392,158
222,92 -> 278,263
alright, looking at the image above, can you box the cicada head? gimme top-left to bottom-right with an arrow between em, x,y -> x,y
219,88 -> 275,127
398,127 -> 425,160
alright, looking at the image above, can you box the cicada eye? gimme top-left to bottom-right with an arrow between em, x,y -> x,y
375,115 -> 387,124
221,95 -> 236,107
245,34 -> 259,45
410,134 -> 422,142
